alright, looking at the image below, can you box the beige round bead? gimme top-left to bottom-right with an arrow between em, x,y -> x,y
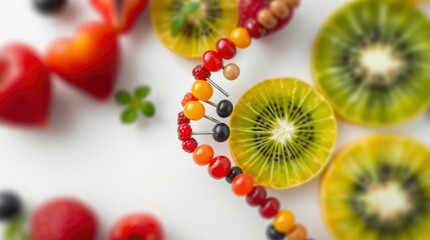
223,63 -> 240,81
282,0 -> 300,8
270,0 -> 290,19
257,8 -> 277,29
287,224 -> 308,240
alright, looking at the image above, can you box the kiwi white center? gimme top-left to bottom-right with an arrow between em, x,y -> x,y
360,182 -> 411,221
359,44 -> 403,82
270,118 -> 296,143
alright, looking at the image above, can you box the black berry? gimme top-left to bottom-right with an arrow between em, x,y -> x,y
216,100 -> 233,118
0,191 -> 21,221
33,0 -> 67,14
212,123 -> 230,142
266,224 -> 285,240
226,166 -> 243,184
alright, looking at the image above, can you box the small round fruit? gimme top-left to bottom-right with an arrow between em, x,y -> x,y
216,38 -> 237,60
31,198 -> 97,240
202,50 -> 223,72
312,0 -> 430,126
229,27 -> 252,49
246,186 -> 267,207
223,63 -> 240,81
151,0 -> 238,58
226,166 -> 243,184
244,18 -> 266,39
257,9 -> 277,29
208,156 -> 232,179
212,123 -> 230,142
182,138 -> 198,153
270,0 -> 290,19
260,197 -> 280,218
229,78 -> 337,189
266,225 -> 285,240
0,191 -> 21,220
33,0 -> 67,13
273,210 -> 295,233
287,224 -> 307,240
192,65 -> 211,80
191,80 -> 213,101
193,145 -> 214,166
321,135 -> 430,240
110,213 -> 164,240
216,100 -> 233,118
232,173 -> 254,196
183,101 -> 205,121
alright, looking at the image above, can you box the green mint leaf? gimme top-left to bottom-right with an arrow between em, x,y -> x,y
134,85 -> 151,99
115,90 -> 132,105
181,2 -> 200,15
170,15 -> 186,37
140,101 -> 156,118
121,107 -> 138,124
5,216 -> 28,240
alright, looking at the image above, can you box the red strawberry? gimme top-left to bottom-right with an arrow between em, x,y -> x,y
239,0 -> 295,38
31,198 -> 97,240
0,44 -> 51,127
45,22 -> 120,101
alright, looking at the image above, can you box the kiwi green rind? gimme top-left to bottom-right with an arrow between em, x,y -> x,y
229,78 -> 337,189
320,135 -> 430,240
311,0 -> 430,126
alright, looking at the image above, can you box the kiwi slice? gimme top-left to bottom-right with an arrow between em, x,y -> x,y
321,135 -> 430,240
312,0 -> 430,126
151,0 -> 238,58
229,78 -> 337,189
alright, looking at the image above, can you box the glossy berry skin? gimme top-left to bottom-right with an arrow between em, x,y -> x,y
266,224 -> 285,240
183,101 -> 205,121
226,166 -> 243,184
33,0 -> 67,14
208,156 -> 232,179
182,138 -> 198,153
212,123 -> 230,142
260,197 -> 280,219
202,50 -> 223,72
31,198 -> 97,240
232,173 -> 254,196
244,18 -> 266,39
192,65 -> 211,80
177,124 -> 192,141
181,92 -> 198,107
191,80 -> 213,101
274,210 -> 295,233
0,44 -> 51,126
216,100 -> 233,118
246,186 -> 267,207
229,27 -> 252,49
0,191 -> 21,221
216,38 -> 237,60
110,213 -> 163,240
193,145 -> 214,166
177,111 -> 190,125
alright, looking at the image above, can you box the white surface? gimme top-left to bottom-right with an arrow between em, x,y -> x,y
0,1 -> 429,239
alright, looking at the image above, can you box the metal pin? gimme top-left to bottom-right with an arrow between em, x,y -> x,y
192,123 -> 230,142
203,99 -> 234,118
207,78 -> 229,97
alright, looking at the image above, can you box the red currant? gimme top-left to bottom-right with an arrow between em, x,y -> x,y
244,18 -> 266,39
192,65 -> 211,80
177,111 -> 190,125
246,186 -> 267,207
182,138 -> 198,153
260,197 -> 280,219
177,124 -> 192,141
208,156 -> 231,179
110,213 -> 164,240
216,38 -> 237,60
181,92 -> 198,107
202,50 -> 223,72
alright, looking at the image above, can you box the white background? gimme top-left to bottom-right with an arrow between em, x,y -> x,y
0,1 -> 429,239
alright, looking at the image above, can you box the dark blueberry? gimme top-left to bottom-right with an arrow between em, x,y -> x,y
225,166 -> 243,184
0,191 -> 21,221
216,100 -> 233,118
33,0 -> 67,14
266,224 -> 285,240
212,123 -> 230,142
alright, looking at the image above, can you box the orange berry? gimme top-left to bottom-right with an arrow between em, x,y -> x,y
191,80 -> 213,101
232,173 -> 254,196
229,28 -> 252,49
288,224 -> 308,240
183,101 -> 205,121
193,145 -> 214,166
273,210 -> 295,233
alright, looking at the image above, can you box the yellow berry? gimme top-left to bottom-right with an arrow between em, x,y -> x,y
191,80 -> 213,101
229,27 -> 252,49
273,210 -> 295,233
184,101 -> 205,121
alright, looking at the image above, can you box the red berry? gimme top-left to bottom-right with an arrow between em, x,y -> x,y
216,38 -> 237,60
246,186 -> 267,206
232,173 -> 254,196
208,156 -> 232,179
260,197 -> 280,219
181,92 -> 198,107
182,138 -> 198,153
178,124 -> 192,141
244,19 -> 266,39
31,198 -> 97,240
110,213 -> 164,240
192,65 -> 211,80
177,111 -> 190,125
202,50 -> 223,72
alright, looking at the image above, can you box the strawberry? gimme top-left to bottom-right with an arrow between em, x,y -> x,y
31,198 -> 97,240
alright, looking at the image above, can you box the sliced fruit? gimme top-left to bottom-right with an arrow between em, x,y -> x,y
312,0 -> 430,126
229,78 -> 337,189
321,135 -> 430,240
151,0 -> 238,58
